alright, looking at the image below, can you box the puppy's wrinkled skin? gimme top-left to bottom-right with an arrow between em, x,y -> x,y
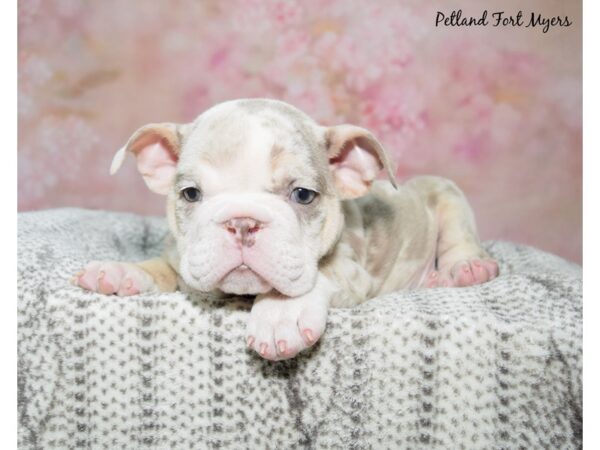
74,99 -> 498,361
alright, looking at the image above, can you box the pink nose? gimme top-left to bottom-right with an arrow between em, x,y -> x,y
223,218 -> 262,246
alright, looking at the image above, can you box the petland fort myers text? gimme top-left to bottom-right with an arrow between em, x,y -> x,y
435,10 -> 572,33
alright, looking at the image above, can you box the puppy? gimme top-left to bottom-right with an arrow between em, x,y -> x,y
74,98 -> 499,361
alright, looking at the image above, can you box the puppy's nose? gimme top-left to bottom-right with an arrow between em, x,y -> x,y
223,218 -> 262,246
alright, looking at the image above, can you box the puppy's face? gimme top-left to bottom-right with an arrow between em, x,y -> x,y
111,99 -> 396,297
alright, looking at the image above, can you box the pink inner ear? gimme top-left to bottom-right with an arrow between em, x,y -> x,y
136,141 -> 178,195
329,143 -> 381,199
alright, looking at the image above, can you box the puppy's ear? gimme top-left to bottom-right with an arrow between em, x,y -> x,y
110,123 -> 186,195
324,125 -> 398,199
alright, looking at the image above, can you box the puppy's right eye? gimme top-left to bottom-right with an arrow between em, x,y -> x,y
181,187 -> 202,202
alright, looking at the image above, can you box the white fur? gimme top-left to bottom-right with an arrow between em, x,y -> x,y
172,111 -> 324,297
178,191 -> 319,297
246,273 -> 335,360
110,146 -> 127,175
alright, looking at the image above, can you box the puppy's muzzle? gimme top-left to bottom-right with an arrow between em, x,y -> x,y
223,218 -> 263,247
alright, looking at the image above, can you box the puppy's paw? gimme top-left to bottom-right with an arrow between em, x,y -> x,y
246,294 -> 328,361
72,261 -> 155,296
425,270 -> 455,288
450,258 -> 499,287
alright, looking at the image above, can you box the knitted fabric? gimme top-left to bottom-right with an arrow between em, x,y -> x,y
18,208 -> 582,449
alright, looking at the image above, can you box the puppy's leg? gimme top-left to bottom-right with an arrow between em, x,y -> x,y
73,257 -> 178,295
246,274 -> 335,361
412,177 -> 499,288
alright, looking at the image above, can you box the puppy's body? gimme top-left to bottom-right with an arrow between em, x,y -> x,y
75,99 -> 498,360
324,179 -> 438,307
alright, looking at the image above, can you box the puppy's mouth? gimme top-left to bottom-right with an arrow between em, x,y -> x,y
228,263 -> 254,275
218,262 -> 272,295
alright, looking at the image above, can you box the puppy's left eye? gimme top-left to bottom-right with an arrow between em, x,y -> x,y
290,187 -> 318,205
181,187 -> 202,202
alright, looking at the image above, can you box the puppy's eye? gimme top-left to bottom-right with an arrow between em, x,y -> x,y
181,187 -> 202,202
290,187 -> 317,205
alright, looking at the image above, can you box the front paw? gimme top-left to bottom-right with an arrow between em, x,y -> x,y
246,293 -> 328,361
71,261 -> 155,296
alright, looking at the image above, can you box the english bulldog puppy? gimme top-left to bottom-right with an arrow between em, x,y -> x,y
74,98 -> 499,361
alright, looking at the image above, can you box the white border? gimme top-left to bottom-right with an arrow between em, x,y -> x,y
583,0 -> 596,446
8,1 -> 588,448
2,0 -> 17,447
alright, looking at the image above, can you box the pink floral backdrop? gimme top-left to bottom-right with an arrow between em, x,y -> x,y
18,0 -> 581,263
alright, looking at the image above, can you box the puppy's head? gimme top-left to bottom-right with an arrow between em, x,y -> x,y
111,99 -> 397,297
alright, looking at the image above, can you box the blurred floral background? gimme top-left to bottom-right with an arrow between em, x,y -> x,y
18,0 -> 581,262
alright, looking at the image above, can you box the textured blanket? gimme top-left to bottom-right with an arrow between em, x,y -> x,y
18,208 -> 582,449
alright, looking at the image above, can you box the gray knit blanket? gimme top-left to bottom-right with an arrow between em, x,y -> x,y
18,208 -> 582,449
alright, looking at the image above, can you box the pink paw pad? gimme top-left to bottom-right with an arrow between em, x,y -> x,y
451,258 -> 499,287
98,270 -> 118,295
259,343 -> 269,357
303,329 -> 314,345
277,340 -> 288,355
72,261 -> 154,296
453,262 -> 476,286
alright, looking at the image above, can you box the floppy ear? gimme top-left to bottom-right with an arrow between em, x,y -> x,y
110,123 -> 185,195
324,125 -> 398,199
